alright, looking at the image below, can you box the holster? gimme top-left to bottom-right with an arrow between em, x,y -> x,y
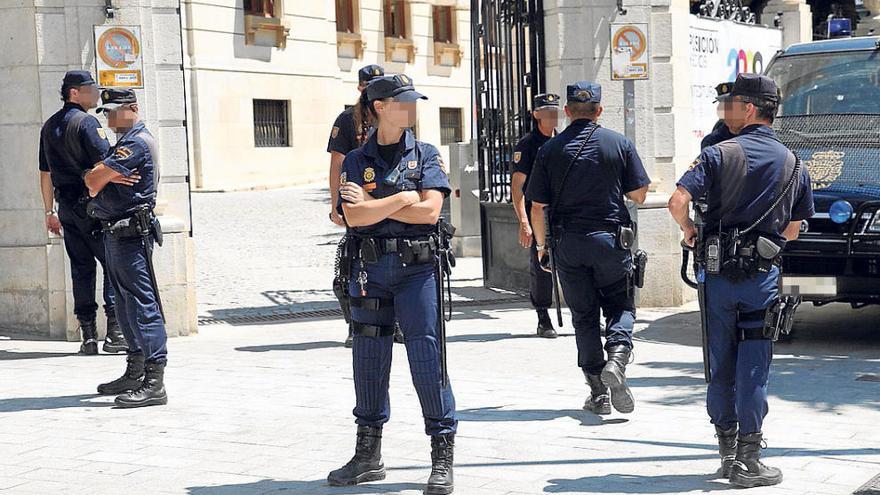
632,249 -> 648,289
333,277 -> 352,324
762,296 -> 801,341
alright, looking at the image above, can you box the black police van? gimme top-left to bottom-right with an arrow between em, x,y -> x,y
764,36 -> 880,316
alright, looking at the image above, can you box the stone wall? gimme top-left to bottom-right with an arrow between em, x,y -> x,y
183,0 -> 473,191
0,0 -> 196,340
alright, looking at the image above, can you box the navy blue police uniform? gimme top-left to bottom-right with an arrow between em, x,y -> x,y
676,74 -> 814,486
512,93 -> 559,332
38,71 -> 117,347
87,90 -> 168,407
327,65 -> 385,156
526,82 -> 650,415
331,75 -> 456,493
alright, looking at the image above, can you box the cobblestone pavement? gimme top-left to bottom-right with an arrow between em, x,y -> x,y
0,187 -> 878,494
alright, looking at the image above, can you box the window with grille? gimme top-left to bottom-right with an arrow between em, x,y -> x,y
439,108 -> 462,145
253,99 -> 290,148
336,0 -> 357,33
384,0 -> 408,39
433,6 -> 455,43
244,0 -> 276,17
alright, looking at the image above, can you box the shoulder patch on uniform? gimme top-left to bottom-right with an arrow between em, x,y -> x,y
364,167 -> 375,182
689,157 -> 702,171
407,160 -> 418,170
331,126 -> 340,139
513,151 -> 522,164
96,128 -> 107,140
340,171 -> 347,184
439,156 -> 448,175
114,146 -> 133,160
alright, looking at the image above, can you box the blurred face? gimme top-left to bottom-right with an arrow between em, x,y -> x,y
106,104 -> 139,132
374,98 -> 417,129
533,107 -> 559,130
721,96 -> 757,134
70,84 -> 100,109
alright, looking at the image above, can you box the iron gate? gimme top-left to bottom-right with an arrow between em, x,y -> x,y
471,0 -> 547,291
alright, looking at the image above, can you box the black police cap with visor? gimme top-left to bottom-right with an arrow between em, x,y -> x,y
96,88 -> 138,113
365,74 -> 428,103
715,73 -> 780,104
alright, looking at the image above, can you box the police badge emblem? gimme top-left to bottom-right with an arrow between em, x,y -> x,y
331,126 -> 340,139
114,147 -> 133,160
513,152 -> 522,164
364,167 -> 376,182
805,150 -> 845,189
407,160 -> 418,170
340,172 -> 347,184
97,128 -> 107,140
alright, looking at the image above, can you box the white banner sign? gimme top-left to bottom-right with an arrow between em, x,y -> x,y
688,17 -> 782,152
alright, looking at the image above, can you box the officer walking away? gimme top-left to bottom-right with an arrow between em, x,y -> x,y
526,82 -> 650,416
511,93 -> 560,338
668,74 -> 814,487
330,74 -> 457,494
83,89 -> 169,409
701,82 -> 737,149
38,70 -> 127,355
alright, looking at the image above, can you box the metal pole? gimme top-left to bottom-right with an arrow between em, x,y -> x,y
623,79 -> 636,143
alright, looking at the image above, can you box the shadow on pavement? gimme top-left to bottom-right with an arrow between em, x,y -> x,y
0,350 -> 76,361
634,304 -> 880,411
544,473 -> 731,493
458,406 -> 628,427
236,341 -> 345,352
0,394 -> 112,413
187,478 -> 424,495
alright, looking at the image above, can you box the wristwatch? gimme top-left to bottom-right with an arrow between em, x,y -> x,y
46,209 -> 57,217
536,244 -> 546,251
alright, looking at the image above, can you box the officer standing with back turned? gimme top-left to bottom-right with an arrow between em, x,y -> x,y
84,89 -> 169,409
38,70 -> 127,355
527,82 -> 650,416
668,74 -> 814,487
511,93 -> 560,338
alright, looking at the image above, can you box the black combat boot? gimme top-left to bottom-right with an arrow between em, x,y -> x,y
393,321 -> 405,344
583,370 -> 611,415
536,309 -> 557,339
715,424 -> 738,478
425,434 -> 454,495
78,319 -> 98,355
98,353 -> 145,395
102,314 -> 128,354
729,432 -> 783,487
601,345 -> 634,414
328,426 -> 386,486
115,361 -> 168,408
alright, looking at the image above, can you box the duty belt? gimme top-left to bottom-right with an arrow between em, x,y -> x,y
558,219 -> 619,234
101,209 -> 156,239
355,236 -> 437,264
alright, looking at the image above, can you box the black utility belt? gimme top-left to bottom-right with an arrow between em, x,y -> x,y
555,222 -> 636,250
101,209 -> 162,246
702,230 -> 783,278
356,236 -> 436,265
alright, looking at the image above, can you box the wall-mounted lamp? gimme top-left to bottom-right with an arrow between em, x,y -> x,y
617,0 -> 627,16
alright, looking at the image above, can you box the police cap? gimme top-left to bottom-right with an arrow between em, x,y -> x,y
533,93 -> 560,110
96,88 -> 138,113
566,81 -> 602,103
365,74 -> 428,102
358,65 -> 385,83
716,73 -> 780,103
62,70 -> 97,90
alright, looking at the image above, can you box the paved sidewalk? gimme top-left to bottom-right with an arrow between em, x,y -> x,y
1,301 -> 878,495
1,186 -> 878,494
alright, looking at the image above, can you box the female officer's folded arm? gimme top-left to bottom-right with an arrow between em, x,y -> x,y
387,148 -> 449,225
341,186 -> 420,227
387,189 -> 444,225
